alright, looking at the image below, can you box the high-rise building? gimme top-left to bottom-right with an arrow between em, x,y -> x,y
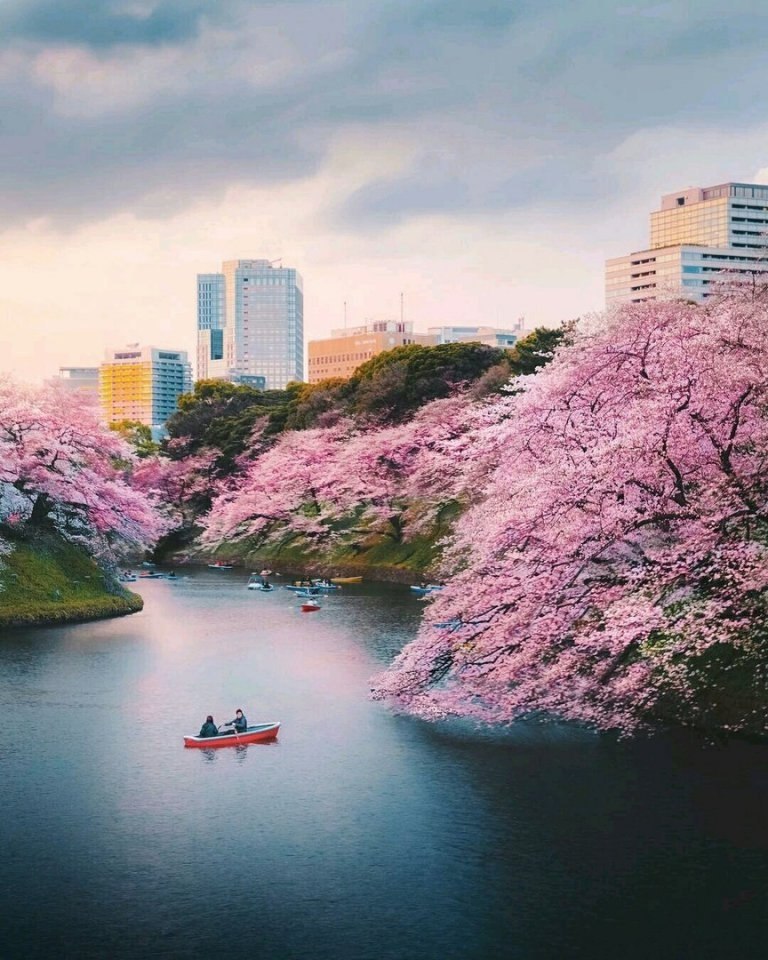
606,182 -> 768,306
197,259 -> 304,389
99,345 -> 192,436
307,320 -> 437,384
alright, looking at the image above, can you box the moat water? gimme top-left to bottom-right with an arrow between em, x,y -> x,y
1,570 -> 768,959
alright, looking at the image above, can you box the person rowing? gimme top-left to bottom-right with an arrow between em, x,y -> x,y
222,708 -> 247,734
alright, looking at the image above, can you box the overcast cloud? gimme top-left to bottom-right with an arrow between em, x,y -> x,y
1,0 -> 767,379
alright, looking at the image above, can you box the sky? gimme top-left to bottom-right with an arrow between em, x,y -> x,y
1,0 -> 768,382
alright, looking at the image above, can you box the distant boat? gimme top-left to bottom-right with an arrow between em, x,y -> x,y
330,576 -> 363,584
300,599 -> 321,612
119,574 -> 138,583
183,721 -> 280,749
208,562 -> 233,570
141,561 -> 156,568
139,571 -> 165,579
410,584 -> 443,596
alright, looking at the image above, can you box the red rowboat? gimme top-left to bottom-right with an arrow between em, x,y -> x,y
301,601 -> 321,612
183,721 -> 280,748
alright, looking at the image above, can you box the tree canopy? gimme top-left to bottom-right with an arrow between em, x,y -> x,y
372,295 -> 768,734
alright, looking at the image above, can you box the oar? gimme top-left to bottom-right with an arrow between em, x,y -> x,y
223,720 -> 241,738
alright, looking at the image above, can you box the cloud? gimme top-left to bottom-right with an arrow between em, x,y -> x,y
0,0 -> 226,48
1,0 -> 768,233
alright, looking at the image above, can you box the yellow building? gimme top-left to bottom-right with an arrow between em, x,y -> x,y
307,321 -> 437,384
99,345 -> 192,435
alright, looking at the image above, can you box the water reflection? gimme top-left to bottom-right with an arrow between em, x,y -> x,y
1,570 -> 767,960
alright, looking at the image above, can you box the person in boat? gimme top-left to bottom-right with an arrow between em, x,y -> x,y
199,715 -> 218,738
227,708 -> 247,733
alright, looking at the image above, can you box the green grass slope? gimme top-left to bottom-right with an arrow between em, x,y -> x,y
0,533 -> 142,628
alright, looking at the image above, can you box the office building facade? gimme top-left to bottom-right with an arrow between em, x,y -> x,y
606,182 -> 768,305
307,321 -> 437,384
99,345 -> 192,436
197,259 -> 303,389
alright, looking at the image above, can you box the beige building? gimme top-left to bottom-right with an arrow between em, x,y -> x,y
606,182 -> 768,306
307,321 -> 437,384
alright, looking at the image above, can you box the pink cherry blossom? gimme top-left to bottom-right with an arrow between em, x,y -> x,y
372,293 -> 768,734
0,377 -> 167,561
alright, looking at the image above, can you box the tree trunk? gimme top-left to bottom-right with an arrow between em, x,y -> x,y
29,492 -> 51,526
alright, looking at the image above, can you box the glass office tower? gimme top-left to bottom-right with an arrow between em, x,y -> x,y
196,259 -> 304,388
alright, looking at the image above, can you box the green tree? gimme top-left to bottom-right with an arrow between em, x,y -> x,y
109,420 -> 159,458
163,380 -> 297,470
343,341 -> 509,422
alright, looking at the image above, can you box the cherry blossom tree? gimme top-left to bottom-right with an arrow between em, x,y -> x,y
372,294 -> 768,734
201,395 -> 496,552
0,378 -> 167,560
202,422 -> 358,548
131,444 -> 219,528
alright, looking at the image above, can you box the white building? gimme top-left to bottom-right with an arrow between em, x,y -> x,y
197,259 -> 304,389
606,182 -> 768,305
427,325 -> 521,348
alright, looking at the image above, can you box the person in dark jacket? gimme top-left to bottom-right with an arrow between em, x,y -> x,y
230,708 -> 247,732
199,715 -> 218,737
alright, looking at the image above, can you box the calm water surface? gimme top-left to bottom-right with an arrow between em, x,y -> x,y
1,570 -> 768,959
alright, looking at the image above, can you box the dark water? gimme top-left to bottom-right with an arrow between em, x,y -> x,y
1,570 -> 768,960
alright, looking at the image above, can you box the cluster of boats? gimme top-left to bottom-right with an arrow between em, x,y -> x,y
119,569 -> 180,583
246,573 -> 364,612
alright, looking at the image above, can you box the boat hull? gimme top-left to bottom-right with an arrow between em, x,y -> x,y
184,722 -> 280,748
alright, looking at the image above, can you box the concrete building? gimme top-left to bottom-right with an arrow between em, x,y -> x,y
606,182 -> 768,306
427,325 -> 521,348
99,345 -> 192,436
47,367 -> 100,398
307,320 -> 437,384
197,259 -> 303,389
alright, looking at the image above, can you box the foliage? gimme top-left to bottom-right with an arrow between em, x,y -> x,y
109,420 -> 159,458
0,378 -> 166,562
201,396 -> 488,553
506,325 -> 570,377
164,379 -> 297,470
371,294 -> 768,735
132,446 -> 219,525
342,341 -> 509,423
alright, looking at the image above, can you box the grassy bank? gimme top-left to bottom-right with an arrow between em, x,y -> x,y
177,509 -> 460,583
0,533 -> 142,628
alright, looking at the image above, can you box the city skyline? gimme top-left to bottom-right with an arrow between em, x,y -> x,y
2,2 -> 768,382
